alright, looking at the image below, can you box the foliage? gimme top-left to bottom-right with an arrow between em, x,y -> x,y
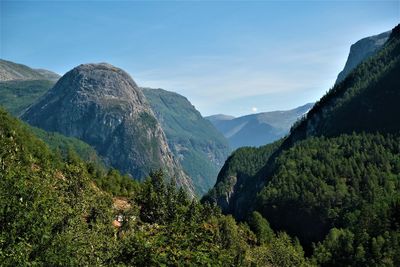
0,108 -> 311,266
247,211 -> 274,244
142,88 -> 231,195
202,139 -> 282,214
207,24 -> 400,266
256,133 -> 400,265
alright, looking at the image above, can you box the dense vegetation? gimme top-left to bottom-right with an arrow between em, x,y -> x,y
203,140 -> 282,214
257,133 -> 400,265
286,24 -> 400,144
143,88 -> 230,195
205,25 -> 400,266
0,79 -> 54,115
0,108 -> 313,266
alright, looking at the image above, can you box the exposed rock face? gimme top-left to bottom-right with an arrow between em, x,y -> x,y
335,30 -> 390,84
21,63 -> 195,196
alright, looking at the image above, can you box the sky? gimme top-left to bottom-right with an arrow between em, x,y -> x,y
1,0 -> 399,117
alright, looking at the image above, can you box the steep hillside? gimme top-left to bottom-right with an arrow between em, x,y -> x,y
202,139 -> 282,214
206,24 -> 400,265
0,107 -> 311,266
0,79 -> 55,116
142,88 -> 230,195
21,63 -> 195,196
336,30 -> 391,84
0,59 -> 60,81
206,114 -> 235,124
34,68 -> 61,81
285,27 -> 400,146
207,103 -> 313,149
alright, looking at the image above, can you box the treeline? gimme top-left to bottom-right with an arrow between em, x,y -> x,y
0,108 -> 312,266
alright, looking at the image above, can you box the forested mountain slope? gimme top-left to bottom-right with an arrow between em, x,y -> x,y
0,107 -> 313,266
142,88 -> 230,195
0,61 -> 231,195
21,63 -> 195,196
0,79 -> 55,116
205,24 -> 400,266
335,30 -> 391,84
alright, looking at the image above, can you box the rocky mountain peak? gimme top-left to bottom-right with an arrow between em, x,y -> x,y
21,63 -> 195,196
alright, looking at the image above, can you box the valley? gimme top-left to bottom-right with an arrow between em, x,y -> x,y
1,2 -> 399,265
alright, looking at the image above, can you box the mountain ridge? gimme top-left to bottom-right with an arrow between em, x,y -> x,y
335,30 -> 391,84
207,103 -> 313,148
0,59 -> 60,81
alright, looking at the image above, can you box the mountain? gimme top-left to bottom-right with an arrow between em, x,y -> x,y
206,114 -> 235,124
206,26 -> 400,217
142,88 -> 230,195
206,103 -> 313,149
0,59 -> 60,116
21,63 -> 195,196
335,30 -> 391,84
1,107 -> 311,266
0,60 -> 230,195
204,25 -> 400,264
0,79 -> 55,116
34,68 -> 61,81
202,139 -> 282,214
0,59 -> 60,81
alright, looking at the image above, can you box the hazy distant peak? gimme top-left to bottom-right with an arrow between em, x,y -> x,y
0,59 -> 59,82
205,114 -> 235,121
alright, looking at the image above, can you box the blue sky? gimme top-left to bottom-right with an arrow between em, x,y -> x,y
1,1 -> 399,116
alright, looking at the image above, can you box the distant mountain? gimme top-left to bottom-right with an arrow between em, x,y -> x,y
206,103 -> 313,149
0,59 -> 60,116
335,30 -> 391,84
21,63 -> 195,196
142,88 -> 230,195
206,114 -> 235,124
34,68 -> 61,81
0,59 -> 60,81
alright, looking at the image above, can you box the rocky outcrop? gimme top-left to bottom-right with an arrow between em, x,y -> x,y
21,63 -> 195,196
335,30 -> 390,84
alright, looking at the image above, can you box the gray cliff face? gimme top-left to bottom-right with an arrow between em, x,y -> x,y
336,30 -> 391,84
21,63 -> 195,196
